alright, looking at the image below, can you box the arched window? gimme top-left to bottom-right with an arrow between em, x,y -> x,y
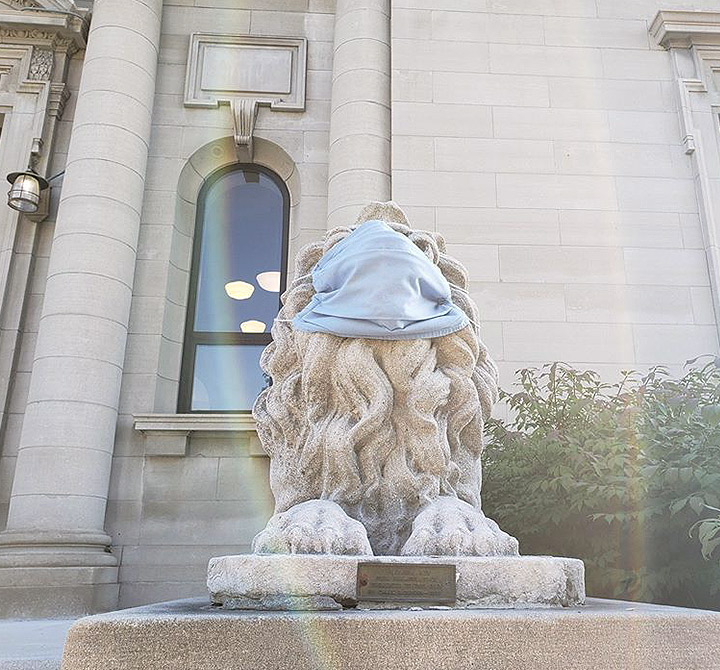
179,164 -> 289,412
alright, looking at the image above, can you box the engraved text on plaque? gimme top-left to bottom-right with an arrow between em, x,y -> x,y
356,562 -> 456,605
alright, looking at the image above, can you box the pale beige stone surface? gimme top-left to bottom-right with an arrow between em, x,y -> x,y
391,0 -> 720,376
326,0 -> 391,228
60,597 -> 720,670
0,567 -> 118,619
252,203 -> 518,558
208,554 -> 584,610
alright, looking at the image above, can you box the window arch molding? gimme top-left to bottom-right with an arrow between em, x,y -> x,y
153,136 -> 300,415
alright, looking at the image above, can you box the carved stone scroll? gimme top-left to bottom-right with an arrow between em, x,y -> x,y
230,98 -> 258,161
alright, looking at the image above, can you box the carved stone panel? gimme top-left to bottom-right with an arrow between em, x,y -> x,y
184,33 -> 307,111
28,46 -> 52,80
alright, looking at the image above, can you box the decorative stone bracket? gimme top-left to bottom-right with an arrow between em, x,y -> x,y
231,98 -> 258,161
184,33 -> 307,160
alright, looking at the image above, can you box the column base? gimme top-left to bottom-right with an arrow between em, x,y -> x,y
0,530 -> 117,568
0,565 -> 119,618
0,531 -> 119,617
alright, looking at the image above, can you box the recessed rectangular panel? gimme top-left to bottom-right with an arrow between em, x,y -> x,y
185,34 -> 306,110
356,562 -> 456,605
201,45 -> 293,95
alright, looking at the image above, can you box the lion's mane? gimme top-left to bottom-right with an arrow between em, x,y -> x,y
253,218 -> 499,555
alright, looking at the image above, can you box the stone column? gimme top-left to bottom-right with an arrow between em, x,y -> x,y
0,0 -> 162,576
326,0 -> 391,229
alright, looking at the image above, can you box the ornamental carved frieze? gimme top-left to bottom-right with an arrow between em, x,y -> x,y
0,29 -> 81,56
0,28 -> 56,41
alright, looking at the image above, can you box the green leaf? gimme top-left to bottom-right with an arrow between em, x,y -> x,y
670,498 -> 688,515
689,496 -> 706,515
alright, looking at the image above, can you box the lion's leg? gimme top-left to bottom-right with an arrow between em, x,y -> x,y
400,497 -> 519,557
252,499 -> 373,556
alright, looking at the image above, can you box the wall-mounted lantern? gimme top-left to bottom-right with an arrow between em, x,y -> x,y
5,169 -> 63,214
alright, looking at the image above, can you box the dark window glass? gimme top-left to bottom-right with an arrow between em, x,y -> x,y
179,165 -> 289,412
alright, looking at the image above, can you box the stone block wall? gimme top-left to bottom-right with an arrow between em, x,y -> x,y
112,435 -> 273,606
91,0 -> 720,608
0,0 -> 333,610
392,0 -> 720,385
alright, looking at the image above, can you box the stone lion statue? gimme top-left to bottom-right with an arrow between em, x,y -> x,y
252,202 -> 518,557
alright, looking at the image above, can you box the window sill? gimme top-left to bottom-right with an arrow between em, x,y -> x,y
133,413 -> 265,457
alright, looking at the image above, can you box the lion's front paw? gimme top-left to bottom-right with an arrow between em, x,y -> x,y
252,500 -> 373,555
401,497 -> 519,557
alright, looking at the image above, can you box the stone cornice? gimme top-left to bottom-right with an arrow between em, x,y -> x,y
0,4 -> 87,53
651,10 -> 720,49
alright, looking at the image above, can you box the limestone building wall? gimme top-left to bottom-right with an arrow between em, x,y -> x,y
392,0 -> 720,385
106,0 -> 335,607
3,0 -> 720,615
0,0 -> 335,612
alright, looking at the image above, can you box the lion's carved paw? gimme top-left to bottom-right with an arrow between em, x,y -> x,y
401,497 -> 519,557
252,500 -> 373,556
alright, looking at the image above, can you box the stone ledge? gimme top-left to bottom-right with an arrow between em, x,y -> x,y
207,554 -> 585,610
60,597 -> 720,670
133,414 -> 265,456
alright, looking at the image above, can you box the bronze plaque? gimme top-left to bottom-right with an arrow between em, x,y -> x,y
356,562 -> 456,604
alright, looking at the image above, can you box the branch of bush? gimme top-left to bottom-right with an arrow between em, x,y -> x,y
481,357 -> 720,609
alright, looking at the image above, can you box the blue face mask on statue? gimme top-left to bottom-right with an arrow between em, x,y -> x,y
292,220 -> 469,340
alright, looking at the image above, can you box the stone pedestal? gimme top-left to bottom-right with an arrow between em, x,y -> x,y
60,597 -> 720,670
207,554 -> 585,610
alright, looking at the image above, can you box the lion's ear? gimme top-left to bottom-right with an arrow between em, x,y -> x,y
355,201 -> 410,227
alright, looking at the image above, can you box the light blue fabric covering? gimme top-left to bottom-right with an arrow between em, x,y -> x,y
292,220 -> 469,340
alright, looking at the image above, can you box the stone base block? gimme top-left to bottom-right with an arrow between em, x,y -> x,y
207,554 -> 585,610
61,597 -> 720,670
0,567 -> 118,619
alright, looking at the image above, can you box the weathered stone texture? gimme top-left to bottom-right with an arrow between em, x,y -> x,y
251,203 -> 518,558
60,597 -> 720,670
208,554 -> 585,610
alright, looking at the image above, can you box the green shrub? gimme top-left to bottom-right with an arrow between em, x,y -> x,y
481,359 -> 720,610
